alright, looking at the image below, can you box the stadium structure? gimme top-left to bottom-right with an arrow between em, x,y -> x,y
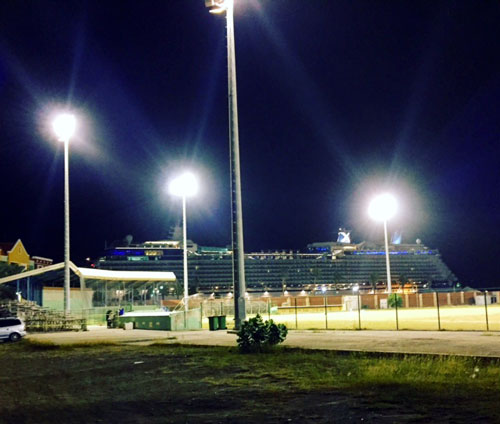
94,229 -> 458,294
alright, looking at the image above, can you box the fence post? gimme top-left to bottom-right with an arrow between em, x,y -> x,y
295,297 -> 298,329
357,292 -> 361,330
200,302 -> 203,329
268,298 -> 271,321
436,291 -> 441,331
395,294 -> 399,330
220,301 -> 223,316
324,295 -> 328,329
484,290 -> 490,331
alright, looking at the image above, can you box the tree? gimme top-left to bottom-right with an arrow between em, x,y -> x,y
388,293 -> 403,308
399,274 -> 409,292
369,272 -> 379,293
0,262 -> 23,300
0,262 -> 24,278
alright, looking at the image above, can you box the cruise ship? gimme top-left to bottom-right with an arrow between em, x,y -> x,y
95,230 -> 458,294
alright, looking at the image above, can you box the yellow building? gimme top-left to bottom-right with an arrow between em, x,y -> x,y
0,239 -> 53,270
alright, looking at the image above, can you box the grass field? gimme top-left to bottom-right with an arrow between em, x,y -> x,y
1,340 -> 500,423
203,305 -> 500,331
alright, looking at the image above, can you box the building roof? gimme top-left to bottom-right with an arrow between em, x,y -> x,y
31,256 -> 53,262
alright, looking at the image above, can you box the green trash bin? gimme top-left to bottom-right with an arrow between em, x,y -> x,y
208,316 -> 219,331
217,315 -> 227,330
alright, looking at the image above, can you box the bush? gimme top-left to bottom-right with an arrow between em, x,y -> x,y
237,314 -> 288,353
388,293 -> 403,308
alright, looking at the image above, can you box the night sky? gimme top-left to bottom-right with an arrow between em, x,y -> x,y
1,1 -> 499,286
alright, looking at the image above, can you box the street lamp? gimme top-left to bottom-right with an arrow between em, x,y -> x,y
206,0 -> 247,329
169,172 -> 198,311
368,193 -> 397,293
52,113 -> 76,313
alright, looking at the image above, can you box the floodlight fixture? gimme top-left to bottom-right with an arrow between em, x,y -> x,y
52,113 -> 76,142
368,193 -> 397,222
169,172 -> 198,198
205,0 -> 229,14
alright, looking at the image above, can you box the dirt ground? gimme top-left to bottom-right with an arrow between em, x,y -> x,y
27,326 -> 500,357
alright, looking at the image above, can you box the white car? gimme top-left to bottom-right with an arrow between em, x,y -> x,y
0,317 -> 27,342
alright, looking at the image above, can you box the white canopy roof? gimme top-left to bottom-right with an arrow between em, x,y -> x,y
77,267 -> 175,282
0,262 -> 176,285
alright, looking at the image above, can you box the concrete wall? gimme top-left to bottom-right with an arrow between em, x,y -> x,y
262,291 -> 490,309
43,287 -> 94,311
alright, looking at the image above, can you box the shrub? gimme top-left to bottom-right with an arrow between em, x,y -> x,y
237,314 -> 288,353
388,293 -> 403,308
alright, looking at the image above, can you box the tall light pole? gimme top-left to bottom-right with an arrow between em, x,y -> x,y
368,193 -> 398,294
169,172 -> 198,311
206,0 -> 247,329
52,113 -> 76,313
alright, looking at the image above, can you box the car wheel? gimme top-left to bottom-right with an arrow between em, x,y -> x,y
9,333 -> 21,342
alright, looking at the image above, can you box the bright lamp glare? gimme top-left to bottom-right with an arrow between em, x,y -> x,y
368,193 -> 397,222
52,113 -> 76,142
207,0 -> 230,13
169,172 -> 198,198
209,6 -> 225,13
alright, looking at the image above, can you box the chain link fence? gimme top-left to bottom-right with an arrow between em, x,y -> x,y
56,288 -> 500,332
191,290 -> 500,331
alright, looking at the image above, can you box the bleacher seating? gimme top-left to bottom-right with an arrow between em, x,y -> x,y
0,300 -> 86,332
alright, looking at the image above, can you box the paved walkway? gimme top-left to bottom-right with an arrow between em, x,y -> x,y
26,326 -> 500,358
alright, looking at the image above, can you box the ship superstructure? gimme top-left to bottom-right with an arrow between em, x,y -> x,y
96,230 -> 457,293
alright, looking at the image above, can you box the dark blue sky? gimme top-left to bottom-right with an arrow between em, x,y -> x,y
1,0 -> 499,286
